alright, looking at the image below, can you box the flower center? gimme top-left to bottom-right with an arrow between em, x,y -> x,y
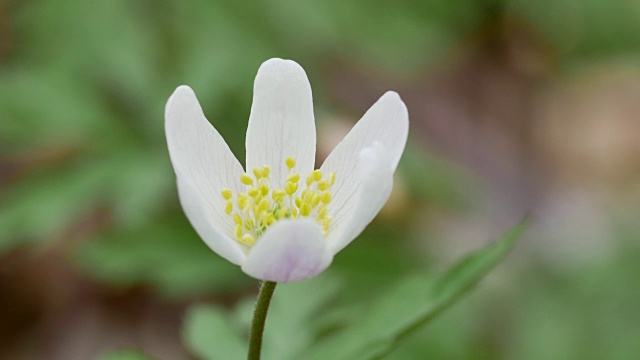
221,157 -> 336,248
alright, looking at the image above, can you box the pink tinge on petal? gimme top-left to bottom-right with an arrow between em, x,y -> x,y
241,219 -> 333,283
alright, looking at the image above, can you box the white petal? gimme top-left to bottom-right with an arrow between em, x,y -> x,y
245,58 -> 316,188
327,144 -> 394,254
241,219 -> 333,283
165,85 -> 245,237
320,91 -> 408,249
321,91 -> 408,174
177,178 -> 246,265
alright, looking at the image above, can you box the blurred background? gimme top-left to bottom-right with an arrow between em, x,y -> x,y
1,0 -> 639,359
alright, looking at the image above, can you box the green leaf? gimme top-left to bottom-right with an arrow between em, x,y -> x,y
183,305 -> 246,360
305,219 -> 529,360
98,349 -> 154,360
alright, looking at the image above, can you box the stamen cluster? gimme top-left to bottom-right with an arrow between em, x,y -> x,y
221,157 -> 336,247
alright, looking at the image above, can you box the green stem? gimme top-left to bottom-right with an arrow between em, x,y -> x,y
247,281 -> 277,360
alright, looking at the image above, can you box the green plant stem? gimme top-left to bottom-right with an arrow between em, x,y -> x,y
247,281 -> 277,360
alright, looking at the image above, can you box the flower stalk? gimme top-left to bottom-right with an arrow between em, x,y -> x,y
248,281 -> 277,360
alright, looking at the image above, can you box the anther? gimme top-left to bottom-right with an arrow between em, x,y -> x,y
317,181 -> 328,191
300,203 -> 311,216
327,171 -> 336,186
318,206 -> 328,219
241,234 -> 255,246
240,174 -> 254,185
306,173 -> 317,186
284,182 -> 298,195
312,169 -> 322,181
248,187 -> 259,197
272,190 -> 285,203
285,181 -> 298,195
221,188 -> 232,200
258,197 -> 270,212
288,173 -> 300,183
253,167 -> 264,179
320,191 -> 331,204
223,159 -> 337,247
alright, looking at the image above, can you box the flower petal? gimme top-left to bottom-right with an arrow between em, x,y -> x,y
241,219 -> 333,283
320,91 -> 408,250
327,143 -> 394,254
177,178 -> 246,265
165,85 -> 245,237
245,58 -> 316,188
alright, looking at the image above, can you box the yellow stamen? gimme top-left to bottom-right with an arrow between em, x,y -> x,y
240,174 -> 254,185
285,181 -> 298,195
260,210 -> 270,225
317,181 -> 328,191
327,171 -> 336,186
237,194 -> 249,210
259,182 -> 269,196
318,206 -> 328,219
320,191 -> 331,204
322,217 -> 331,233
253,167 -> 264,179
244,218 -> 254,230
272,190 -> 285,203
258,197 -> 270,212
222,157 -> 337,248
221,188 -> 233,200
306,173 -> 315,186
276,208 -> 288,219
248,187 -> 259,198
241,234 -> 255,246
311,194 -> 321,207
288,173 -> 300,183
300,203 -> 311,217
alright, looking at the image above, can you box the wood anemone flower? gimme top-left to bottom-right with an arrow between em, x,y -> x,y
165,58 -> 408,283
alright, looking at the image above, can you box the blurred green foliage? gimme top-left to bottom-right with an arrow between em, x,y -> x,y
99,350 -> 154,360
1,0 -> 639,359
305,221 -> 527,360
181,221 -> 525,359
75,219 -> 249,298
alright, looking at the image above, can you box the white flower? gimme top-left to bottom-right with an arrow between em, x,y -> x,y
165,58 -> 408,283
